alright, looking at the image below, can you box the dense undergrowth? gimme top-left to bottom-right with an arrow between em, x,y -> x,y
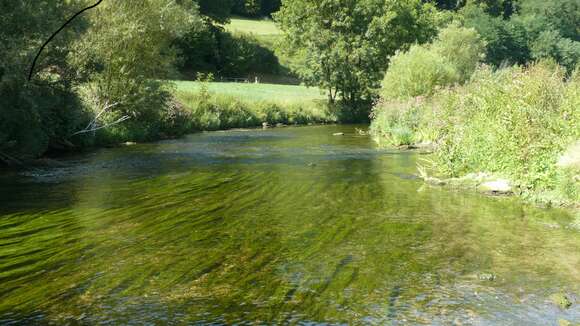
371,62 -> 580,206
370,18 -> 579,206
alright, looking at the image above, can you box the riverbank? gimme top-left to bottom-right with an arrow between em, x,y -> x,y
370,62 -> 580,208
0,81 -> 335,168
172,81 -> 334,131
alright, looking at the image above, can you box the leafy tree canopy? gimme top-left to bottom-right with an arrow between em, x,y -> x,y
275,0 -> 440,117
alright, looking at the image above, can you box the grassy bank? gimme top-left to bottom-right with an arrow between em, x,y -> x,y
172,81 -> 335,131
0,80 -> 334,167
371,62 -> 580,207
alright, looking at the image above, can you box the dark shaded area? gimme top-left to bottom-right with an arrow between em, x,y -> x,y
176,24 -> 281,79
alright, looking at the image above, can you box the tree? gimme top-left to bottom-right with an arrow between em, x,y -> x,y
461,4 -> 529,66
427,0 -> 516,17
232,0 -> 281,17
382,24 -> 485,99
515,0 -> 579,42
69,0 -> 200,139
275,0 -> 439,119
530,30 -> 580,73
0,1 -> 87,160
196,0 -> 234,24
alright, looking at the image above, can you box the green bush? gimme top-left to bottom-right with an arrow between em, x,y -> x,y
381,24 -> 485,100
431,24 -> 486,81
374,24 -> 486,146
433,62 -> 579,203
370,100 -> 424,146
382,45 -> 458,100
372,61 -> 579,205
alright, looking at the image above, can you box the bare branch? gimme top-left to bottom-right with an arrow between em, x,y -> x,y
72,115 -> 130,136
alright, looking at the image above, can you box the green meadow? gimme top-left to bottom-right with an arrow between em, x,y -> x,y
225,17 -> 281,36
173,81 -> 324,104
171,81 -> 335,131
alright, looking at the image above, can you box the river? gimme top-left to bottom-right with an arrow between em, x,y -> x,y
0,125 -> 578,324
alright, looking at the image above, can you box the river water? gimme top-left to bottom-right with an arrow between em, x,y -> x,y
0,125 -> 578,325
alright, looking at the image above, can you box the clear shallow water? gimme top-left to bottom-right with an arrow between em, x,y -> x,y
0,125 -> 578,325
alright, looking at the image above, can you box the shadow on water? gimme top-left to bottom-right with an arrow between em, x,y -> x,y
0,125 -> 579,324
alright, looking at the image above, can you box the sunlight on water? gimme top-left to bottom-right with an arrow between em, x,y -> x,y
0,125 -> 578,324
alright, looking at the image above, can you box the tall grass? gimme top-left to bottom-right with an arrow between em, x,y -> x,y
433,63 -> 579,204
372,61 -> 580,205
173,81 -> 336,131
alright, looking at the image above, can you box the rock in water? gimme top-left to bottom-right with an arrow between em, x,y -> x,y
557,141 -> 580,169
477,179 -> 512,195
558,319 -> 572,326
262,122 -> 270,129
477,272 -> 496,281
550,292 -> 573,309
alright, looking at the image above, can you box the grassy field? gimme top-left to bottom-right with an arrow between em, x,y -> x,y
171,80 -> 334,131
225,17 -> 281,36
223,18 -> 302,84
173,81 -> 325,105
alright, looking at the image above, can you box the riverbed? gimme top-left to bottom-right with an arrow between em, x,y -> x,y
0,125 -> 578,324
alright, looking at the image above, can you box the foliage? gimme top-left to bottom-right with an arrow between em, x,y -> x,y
176,21 -> 281,79
232,0 -> 281,17
381,24 -> 485,100
434,62 -> 579,203
70,0 -> 200,142
275,0 -> 440,116
0,1 -> 90,160
530,30 -> 580,73
196,0 -> 234,24
428,0 -> 516,17
515,0 -> 579,42
382,45 -> 458,100
431,24 -> 487,80
458,0 -> 580,70
373,62 -> 580,204
461,4 -> 529,66
370,99 -> 424,146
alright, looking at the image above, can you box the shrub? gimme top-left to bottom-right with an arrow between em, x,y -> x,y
433,62 -> 579,203
431,24 -> 486,81
372,61 -> 579,204
381,24 -> 485,100
382,45 -> 458,100
370,99 -> 424,146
